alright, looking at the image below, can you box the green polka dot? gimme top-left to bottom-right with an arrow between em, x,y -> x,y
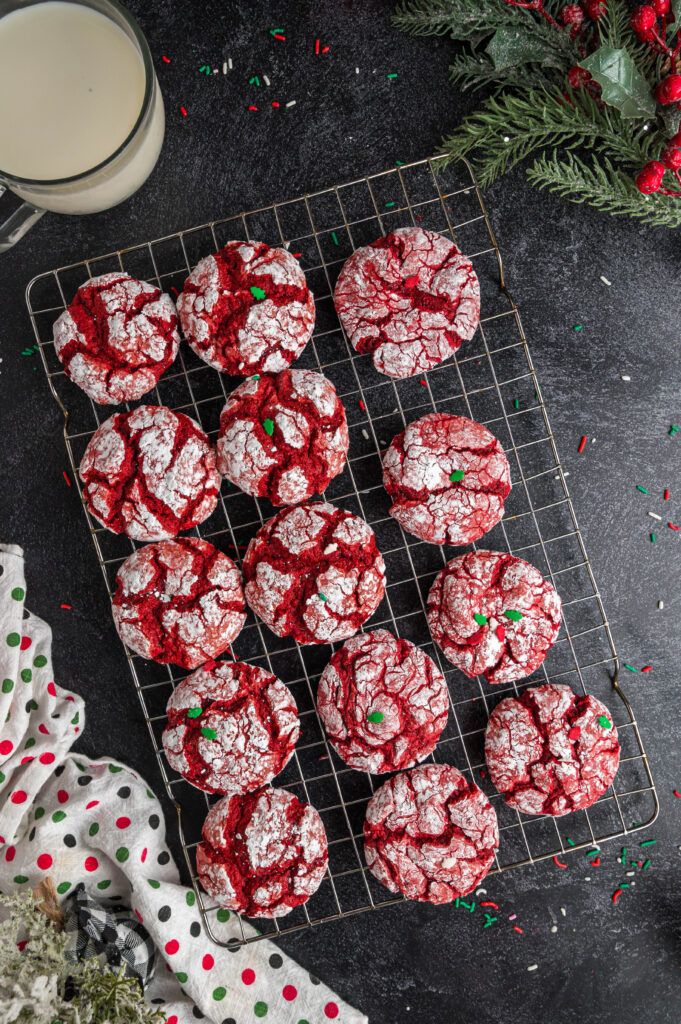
108,763 -> 122,773
33,655 -> 47,668
71,713 -> 80,725
0,771 -> 5,784
185,890 -> 195,907
52,810 -> 66,823
11,588 -> 25,601
2,678 -> 14,693
175,972 -> 188,984
56,881 -> 71,895
20,669 -> 32,683
74,761 -> 85,772
115,846 -> 129,863
89,822 -> 99,837
24,738 -> 35,749
146,788 -> 154,799
213,987 -> 227,1001
216,908 -> 230,922
96,880 -> 111,890
297,1020 -> 311,1024
13,875 -> 28,884
148,879 -> 160,889
254,1002 -> 268,1018
34,806 -> 44,819
26,699 -> 38,711
6,633 -> 20,647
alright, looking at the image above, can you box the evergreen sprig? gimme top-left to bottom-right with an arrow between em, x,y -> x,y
395,0 -> 681,227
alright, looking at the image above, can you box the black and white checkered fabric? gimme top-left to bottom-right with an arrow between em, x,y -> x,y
63,883 -> 156,988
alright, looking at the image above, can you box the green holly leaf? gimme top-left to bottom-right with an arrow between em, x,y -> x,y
263,418 -> 275,436
449,469 -> 465,483
486,27 -> 561,71
473,613 -> 488,627
250,285 -> 266,301
579,47 -> 655,119
367,711 -> 385,724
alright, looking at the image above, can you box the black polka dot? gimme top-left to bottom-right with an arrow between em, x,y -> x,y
151,998 -> 165,1005
28,827 -> 35,842
158,905 -> 171,922
63,834 -> 77,848
309,973 -> 320,985
269,954 -> 283,969
55,765 -> 65,777
117,786 -> 131,799
189,921 -> 201,937
157,850 -> 170,865
77,775 -> 92,786
192,1008 -> 204,1019
148,814 -> 160,829
222,1019 -> 237,1024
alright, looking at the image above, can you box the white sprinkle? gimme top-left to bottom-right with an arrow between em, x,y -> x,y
527,964 -> 538,972
286,100 -> 297,108
550,925 -> 558,933
213,68 -> 219,74
584,876 -> 591,881
621,374 -> 631,381
228,57 -> 233,70
362,429 -> 369,440
648,512 -> 662,521
658,600 -> 664,610
355,66 -> 360,73
591,437 -> 596,444
223,61 -> 227,74
475,888 -> 487,897
263,74 -> 270,86
626,870 -> 635,877
560,907 -> 566,917
600,275 -> 612,286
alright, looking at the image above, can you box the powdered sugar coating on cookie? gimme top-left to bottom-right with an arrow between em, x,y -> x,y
217,369 -> 349,505
112,538 -> 246,669
485,683 -> 620,816
53,272 -> 180,405
242,502 -> 386,644
196,787 -> 328,917
317,629 -> 448,773
79,404 -> 220,541
427,550 -> 562,685
383,412 -> 511,545
177,241 -> 315,376
364,764 -> 498,903
334,227 -> 480,379
163,660 -> 299,794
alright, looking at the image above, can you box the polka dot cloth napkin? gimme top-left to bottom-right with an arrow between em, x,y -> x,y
0,544 -> 367,1024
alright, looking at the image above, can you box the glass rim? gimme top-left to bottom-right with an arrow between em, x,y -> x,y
0,0 -> 154,186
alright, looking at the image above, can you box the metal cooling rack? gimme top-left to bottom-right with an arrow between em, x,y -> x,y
26,156 -> 657,948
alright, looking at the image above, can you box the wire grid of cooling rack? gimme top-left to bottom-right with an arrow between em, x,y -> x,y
27,156 -> 657,948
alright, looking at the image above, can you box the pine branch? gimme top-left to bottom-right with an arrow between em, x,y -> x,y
527,151 -> 681,226
393,0 -> 516,39
449,52 -> 550,91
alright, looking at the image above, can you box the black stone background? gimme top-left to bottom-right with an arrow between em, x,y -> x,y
1,2 -> 680,1021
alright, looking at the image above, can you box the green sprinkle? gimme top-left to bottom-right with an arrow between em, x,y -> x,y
248,75 -> 261,86
263,418 -> 275,436
269,27 -> 285,34
586,848 -> 600,859
395,159 -> 405,166
597,716 -> 612,729
199,64 -> 211,75
483,914 -> 497,928
503,609 -> 523,622
187,707 -> 203,718
251,373 -> 260,380
384,200 -> 397,208
318,593 -> 327,602
449,469 -> 465,483
387,72 -> 399,79
636,485 -> 649,494
367,711 -> 385,724
474,613 -> 488,626
619,882 -> 630,890
573,324 -> 583,332
201,727 -> 218,740
623,664 -> 638,672
620,847 -> 627,865
331,231 -> 339,246
639,839 -> 657,847
650,533 -> 657,543
642,858 -> 652,869
513,398 -> 520,409
565,837 -> 576,847
669,425 -> 680,436
459,900 -> 475,913
250,285 -> 266,301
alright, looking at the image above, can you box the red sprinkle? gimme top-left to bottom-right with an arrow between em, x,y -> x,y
480,901 -> 499,909
271,101 -> 280,108
664,488 -> 670,500
248,104 -> 258,111
577,435 -> 587,454
419,378 -> 428,387
322,45 -> 330,53
673,790 -> 681,798
611,887 -> 625,905
358,399 -> 366,411
668,522 -> 679,531
314,37 -> 320,55
170,286 -> 180,297
161,55 -> 171,64
273,33 -> 286,41
62,471 -> 72,488
553,855 -> 568,869
591,856 -> 601,867
60,603 -> 72,610
513,926 -> 524,934
641,665 -> 653,673
180,106 -> 188,117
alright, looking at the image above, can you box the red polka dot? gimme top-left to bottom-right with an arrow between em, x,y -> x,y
39,752 -> 55,765
10,790 -> 27,804
0,836 -> 4,844
115,816 -> 131,829
164,939 -> 179,955
37,853 -> 52,870
38,724 -> 49,735
282,985 -> 297,1001
66,694 -> 75,702
20,755 -> 34,765
47,682 -> 57,697
325,1003 -> 339,1019
0,739 -> 13,755
166,1017 -> 178,1024
85,800 -> 99,810
20,636 -> 31,651
241,968 -> 256,985
6,846 -> 16,862
141,847 -> 148,863
57,789 -> 69,804
202,953 -> 214,971
84,856 -> 99,872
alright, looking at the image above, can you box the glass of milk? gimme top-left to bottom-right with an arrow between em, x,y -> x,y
0,0 -> 165,251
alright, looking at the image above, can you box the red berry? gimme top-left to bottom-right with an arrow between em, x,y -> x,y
560,3 -> 585,26
662,145 -> 681,169
630,4 -> 657,38
669,129 -> 681,147
636,160 -> 666,194
656,74 -> 681,104
583,0 -> 607,19
651,0 -> 670,14
567,65 -> 592,89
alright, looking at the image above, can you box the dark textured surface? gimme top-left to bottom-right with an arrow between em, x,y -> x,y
1,2 -> 680,1021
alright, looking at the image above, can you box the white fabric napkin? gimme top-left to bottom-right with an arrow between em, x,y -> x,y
0,543 -> 367,1024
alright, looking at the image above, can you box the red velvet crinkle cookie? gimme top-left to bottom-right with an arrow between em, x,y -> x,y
79,404 -> 220,541
111,538 -> 246,669
333,226 -> 480,379
196,786 -> 328,917
177,240 -> 315,376
383,413 -> 511,545
485,684 -> 621,816
243,502 -> 386,644
53,272 -> 180,405
364,764 -> 499,903
216,369 -> 349,505
317,629 -> 448,773
162,660 -> 299,794
427,550 -> 562,685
